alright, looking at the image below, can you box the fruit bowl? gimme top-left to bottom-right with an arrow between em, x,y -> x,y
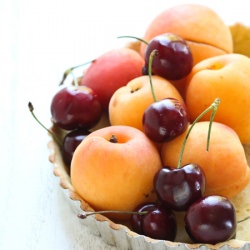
47,20 -> 250,249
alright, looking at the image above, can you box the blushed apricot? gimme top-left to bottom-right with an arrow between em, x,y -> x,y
81,48 -> 144,110
140,4 -> 233,65
161,121 -> 250,198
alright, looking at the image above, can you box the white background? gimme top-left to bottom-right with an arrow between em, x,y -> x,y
1,0 -> 249,249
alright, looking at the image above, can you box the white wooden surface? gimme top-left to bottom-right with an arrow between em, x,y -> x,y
1,1 -> 249,249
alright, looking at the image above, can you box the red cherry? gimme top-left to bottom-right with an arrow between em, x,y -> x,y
141,204 -> 177,241
143,98 -> 189,143
50,86 -> 102,130
154,164 -> 206,211
185,195 -> 237,244
130,202 -> 177,241
144,33 -> 193,80
130,202 -> 156,234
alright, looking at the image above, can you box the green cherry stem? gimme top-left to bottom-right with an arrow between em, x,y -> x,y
117,35 -> 149,45
59,59 -> 95,86
207,99 -> 220,150
148,49 -> 158,102
28,102 -> 62,147
117,36 -> 158,102
177,98 -> 221,169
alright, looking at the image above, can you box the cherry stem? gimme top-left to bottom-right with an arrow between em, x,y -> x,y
28,102 -> 62,147
59,59 -> 95,86
117,35 -> 149,45
148,49 -> 158,102
118,36 -> 157,102
177,98 -> 220,169
77,210 -> 148,219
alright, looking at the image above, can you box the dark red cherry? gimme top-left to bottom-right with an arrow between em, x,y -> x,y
185,195 -> 237,244
131,202 -> 177,241
144,33 -> 193,80
154,164 -> 206,211
141,204 -> 177,241
130,202 -> 156,234
62,129 -> 90,168
50,86 -> 102,130
142,98 -> 189,143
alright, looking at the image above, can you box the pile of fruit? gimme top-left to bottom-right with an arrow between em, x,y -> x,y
33,3 -> 250,247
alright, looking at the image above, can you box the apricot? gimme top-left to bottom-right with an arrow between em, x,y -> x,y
161,121 -> 250,198
70,125 -> 162,219
109,75 -> 184,131
185,53 -> 250,144
140,4 -> 233,65
80,47 -> 144,110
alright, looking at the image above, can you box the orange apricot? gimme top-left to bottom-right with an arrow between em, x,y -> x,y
71,125 -> 162,219
161,121 -> 250,198
185,53 -> 250,144
140,4 -> 233,65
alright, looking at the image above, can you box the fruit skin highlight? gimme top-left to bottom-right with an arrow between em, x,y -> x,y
185,53 -> 250,144
161,121 -> 250,198
70,125 -> 162,219
140,4 -> 233,65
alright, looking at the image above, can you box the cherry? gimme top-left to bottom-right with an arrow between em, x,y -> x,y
130,202 -> 156,234
143,98 -> 189,143
154,164 -> 205,211
141,204 -> 177,241
62,129 -> 90,167
50,85 -> 103,130
131,202 -> 177,241
144,33 -> 193,80
184,195 -> 237,244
